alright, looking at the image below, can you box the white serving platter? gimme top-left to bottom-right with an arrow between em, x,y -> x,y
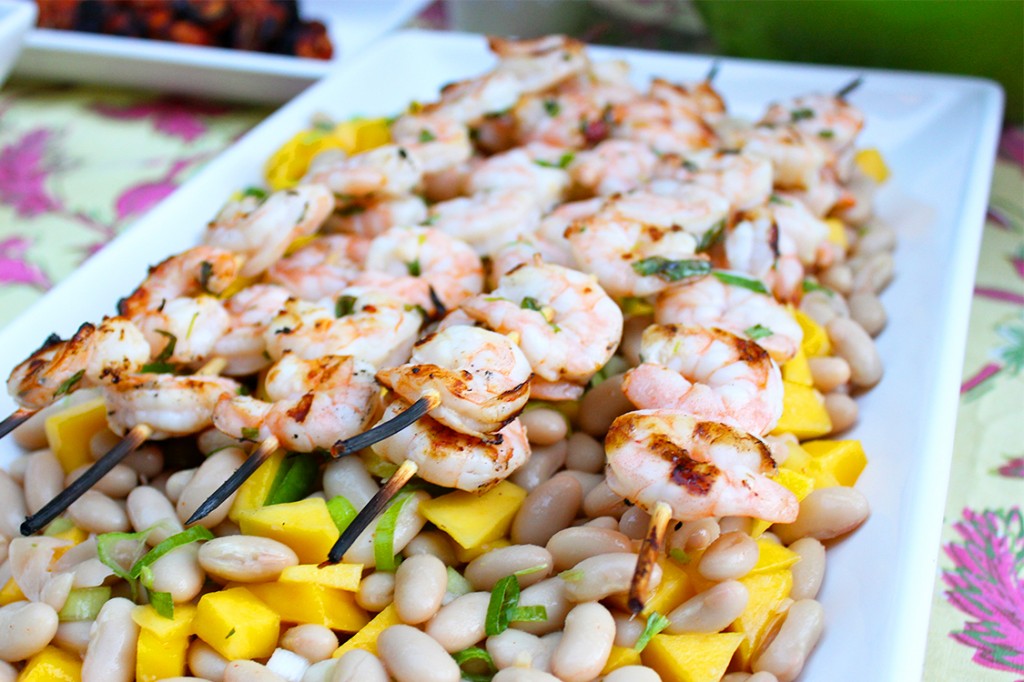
0,30 -> 1003,681
12,0 -> 428,103
0,0 -> 35,88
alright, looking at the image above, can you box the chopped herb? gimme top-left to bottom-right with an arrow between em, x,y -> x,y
326,496 -> 358,534
423,214 -> 440,226
96,530 -> 152,581
558,568 -> 585,582
534,152 -> 575,169
632,257 -> 712,282
453,646 -> 496,682
54,369 -> 85,398
406,259 -> 422,277
513,564 -> 548,578
509,605 -> 547,623
418,129 -> 437,143
620,296 -> 655,317
802,279 -> 835,296
241,427 -> 260,441
634,611 -> 671,652
199,261 -> 214,293
226,628 -> 236,639
668,547 -> 691,564
745,324 -> 773,340
713,271 -> 770,295
696,220 -> 726,252
768,193 -> 788,205
485,575 -> 521,636
335,295 -> 357,318
129,526 -> 215,580
241,187 -> 268,200
141,330 -> 178,373
818,129 -> 835,139
682,159 -> 700,172
790,108 -> 815,122
148,590 -> 175,619
185,311 -> 200,341
373,491 -> 413,571
543,99 -> 561,116
521,297 -> 543,312
264,454 -> 320,506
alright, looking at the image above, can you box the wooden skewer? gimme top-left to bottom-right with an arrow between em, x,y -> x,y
705,60 -> 720,83
330,391 -> 441,458
0,408 -> 36,440
627,500 -> 673,615
184,435 -> 280,526
836,76 -> 864,100
321,459 -> 419,566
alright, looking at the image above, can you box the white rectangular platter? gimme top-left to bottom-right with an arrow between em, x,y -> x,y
0,29 -> 1003,681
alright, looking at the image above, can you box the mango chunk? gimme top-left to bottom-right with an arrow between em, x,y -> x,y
801,439 -> 868,488
333,603 -> 401,658
0,577 -> 26,606
601,645 -> 642,674
750,467 -> 816,537
730,570 -> 793,667
247,581 -> 369,632
644,556 -> 694,617
238,497 -> 339,564
194,587 -> 280,661
453,538 -> 511,563
45,396 -> 109,474
771,381 -> 832,441
136,629 -> 188,682
229,450 -> 286,522
48,524 -> 88,547
18,645 -> 82,682
279,563 -> 363,592
824,217 -> 849,250
855,148 -> 890,184
420,480 -> 526,549
792,309 -> 831,358
781,348 -> 813,387
641,632 -> 744,682
750,539 -> 800,574
131,603 -> 196,638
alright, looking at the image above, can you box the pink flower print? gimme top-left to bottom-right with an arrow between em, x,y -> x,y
996,456 -> 1024,479
114,158 -> 195,222
91,98 -> 230,143
0,128 -> 63,218
0,237 -> 50,289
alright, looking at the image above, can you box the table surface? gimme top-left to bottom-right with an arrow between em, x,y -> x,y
1,4 -> 1022,681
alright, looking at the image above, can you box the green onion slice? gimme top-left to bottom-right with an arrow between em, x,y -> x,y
141,330 -> 177,373
632,257 -> 712,282
264,454 -> 319,506
446,567 -> 473,599
744,324 -> 774,340
148,590 -> 175,619
54,370 -> 85,398
129,526 -> 214,580
712,271 -> 770,295
453,646 -> 496,681
373,491 -> 412,571
96,530 -> 153,581
485,575 -> 521,636
58,586 -> 111,622
634,611 -> 671,652
802,278 -> 835,296
327,496 -> 358,534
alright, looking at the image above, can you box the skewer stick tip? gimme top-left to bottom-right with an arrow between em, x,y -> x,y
330,392 -> 440,457
184,436 -> 279,526
628,501 -> 673,615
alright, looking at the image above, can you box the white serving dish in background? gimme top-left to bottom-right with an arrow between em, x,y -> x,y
12,0 -> 428,103
0,30 -> 1003,681
0,0 -> 35,88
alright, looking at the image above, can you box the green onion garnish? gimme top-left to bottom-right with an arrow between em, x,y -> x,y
129,526 -> 215,580
633,611 -> 671,652
712,271 -> 770,295
264,454 -> 319,506
54,369 -> 85,398
632,257 -> 712,282
744,324 -> 773,340
373,491 -> 412,571
327,495 -> 358,534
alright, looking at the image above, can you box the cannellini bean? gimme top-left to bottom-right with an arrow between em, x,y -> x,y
0,537 -> 6,565
67,463 -> 137,499
0,661 -> 12,682
718,516 -> 753,535
213,519 -> 242,537
557,470 -> 604,497
612,611 -> 644,648
512,473 -> 582,546
513,578 -> 571,635
854,224 -> 896,256
667,580 -> 749,633
620,315 -> 651,367
465,545 -> 553,590
68,490 -> 130,534
54,620 -> 93,656
586,516 -> 620,530
799,290 -> 849,326
819,263 -> 852,295
824,393 -> 858,434
224,660 -> 286,682
0,601 -> 59,662
578,374 -> 632,437
199,536 -> 298,583
565,432 -> 606,473
189,639 -> 228,682
546,526 -> 632,571
669,518 -> 720,554
0,471 -> 26,539
127,486 -> 183,545
24,449 -> 64,515
89,429 -> 121,459
551,602 -> 615,682
603,666 -> 663,682
582,481 -> 629,519
164,468 -> 196,505
492,669 -> 562,682
847,291 -> 887,337
618,505 -> 651,540
82,597 -> 138,682
6,455 -> 29,484
562,553 -> 661,603
356,571 -> 395,612
851,251 -> 894,294
487,629 -> 548,670
807,356 -> 851,394
753,599 -> 825,682
331,649 -> 388,682
323,458 -> 378,509
521,408 -> 569,446
826,317 -> 882,389
197,428 -> 245,455
510,440 -> 568,492
302,659 -> 337,682
281,624 -> 338,663
343,491 -> 429,567
789,538 -> 826,600
425,591 -> 490,653
774,487 -> 870,544
377,624 -> 460,682
149,544 -> 205,602
402,530 -> 458,565
121,444 -> 164,479
176,449 -> 247,527
698,532 -> 759,581
394,554 -> 448,625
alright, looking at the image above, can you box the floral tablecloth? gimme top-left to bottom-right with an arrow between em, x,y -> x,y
0,18 -> 1022,682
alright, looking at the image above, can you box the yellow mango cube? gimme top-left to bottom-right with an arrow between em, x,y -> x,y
0,577 -> 25,606
18,646 -> 82,682
731,570 -> 793,667
781,442 -> 812,472
333,604 -> 401,658
792,309 -> 831,358
855,148 -> 890,183
135,629 -> 188,682
420,480 -> 526,549
771,381 -> 832,441
229,451 -> 286,522
781,348 -> 814,387
45,397 -> 109,474
801,439 -> 868,488
750,467 -> 816,537
825,217 -> 849,250
194,587 -> 280,661
601,645 -> 642,674
454,538 -> 511,563
641,632 -> 744,682
644,556 -> 694,617
131,603 -> 196,638
750,539 -> 800,574
238,497 -> 340,564
48,524 -> 88,547
279,563 -> 363,592
247,581 -> 369,632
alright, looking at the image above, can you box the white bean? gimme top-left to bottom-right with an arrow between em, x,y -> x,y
851,251 -> 894,294
546,526 -> 633,572
68,490 -> 130,534
854,225 -> 896,256
667,580 -> 749,633
487,628 -> 547,670
603,666 -> 663,682
521,408 -> 569,446
425,591 -> 490,653
9,536 -> 70,601
492,669 -> 561,682
188,639 -> 228,682
402,530 -> 457,566
698,532 -> 759,581
562,553 -> 661,603
281,624 -> 338,663
824,393 -> 858,434
617,505 -> 651,540
582,481 -> 629,519
149,544 -> 205,602
509,440 -> 568,492
6,455 -> 29,484
847,291 -> 887,337
343,491 -> 428,567
40,572 -> 74,612
24,449 -> 64,515
82,597 -> 138,682
71,558 -> 115,589
789,538 -> 826,600
121,444 -> 164,480
465,545 -> 553,590
827,317 -> 882,389
557,470 -> 604,497
586,516 -> 620,530
669,518 -> 720,554
197,429 -> 245,456
512,578 -> 571,635
199,536 -> 298,583
224,660 -> 286,682
127,486 -> 184,545
176,449 -> 247,527
377,624 -> 460,682
807,356 -> 851,394
394,554 -> 448,625
512,473 -> 582,546
819,263 -> 852,295
356,571 -> 395,612
578,374 -> 632,437
67,463 -> 137,499
0,601 -> 59,662
565,432 -> 606,473
550,602 -> 615,682
331,649 -> 388,682
612,611 -> 644,648
0,471 -> 27,539
303,659 -> 337,682
752,599 -> 825,682
774,487 -> 870,544
54,620 -> 93,656
164,468 -> 196,505
323,458 -> 378,509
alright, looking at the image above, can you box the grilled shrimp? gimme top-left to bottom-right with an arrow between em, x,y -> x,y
213,354 -> 378,452
649,77 -> 727,121
605,410 -> 798,522
118,246 -> 239,317
212,285 -> 292,376
371,396 -> 530,493
654,149 -> 773,212
429,189 -> 542,256
204,184 -> 335,278
267,235 -> 370,301
304,145 -> 422,199
265,289 -> 423,369
741,125 -> 828,191
377,326 -> 532,439
489,235 -> 575,283
7,318 -> 150,409
461,262 -> 622,389
358,226 -> 484,312
324,195 -> 428,238
104,373 -> 241,439
135,296 -> 232,367
389,112 -> 473,174
655,274 -> 803,363
568,139 -> 659,197
488,34 -> 589,96
466,144 -> 571,210
760,92 -> 864,155
514,91 -> 604,149
565,189 -> 728,298
622,324 -> 783,435
612,79 -> 719,156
